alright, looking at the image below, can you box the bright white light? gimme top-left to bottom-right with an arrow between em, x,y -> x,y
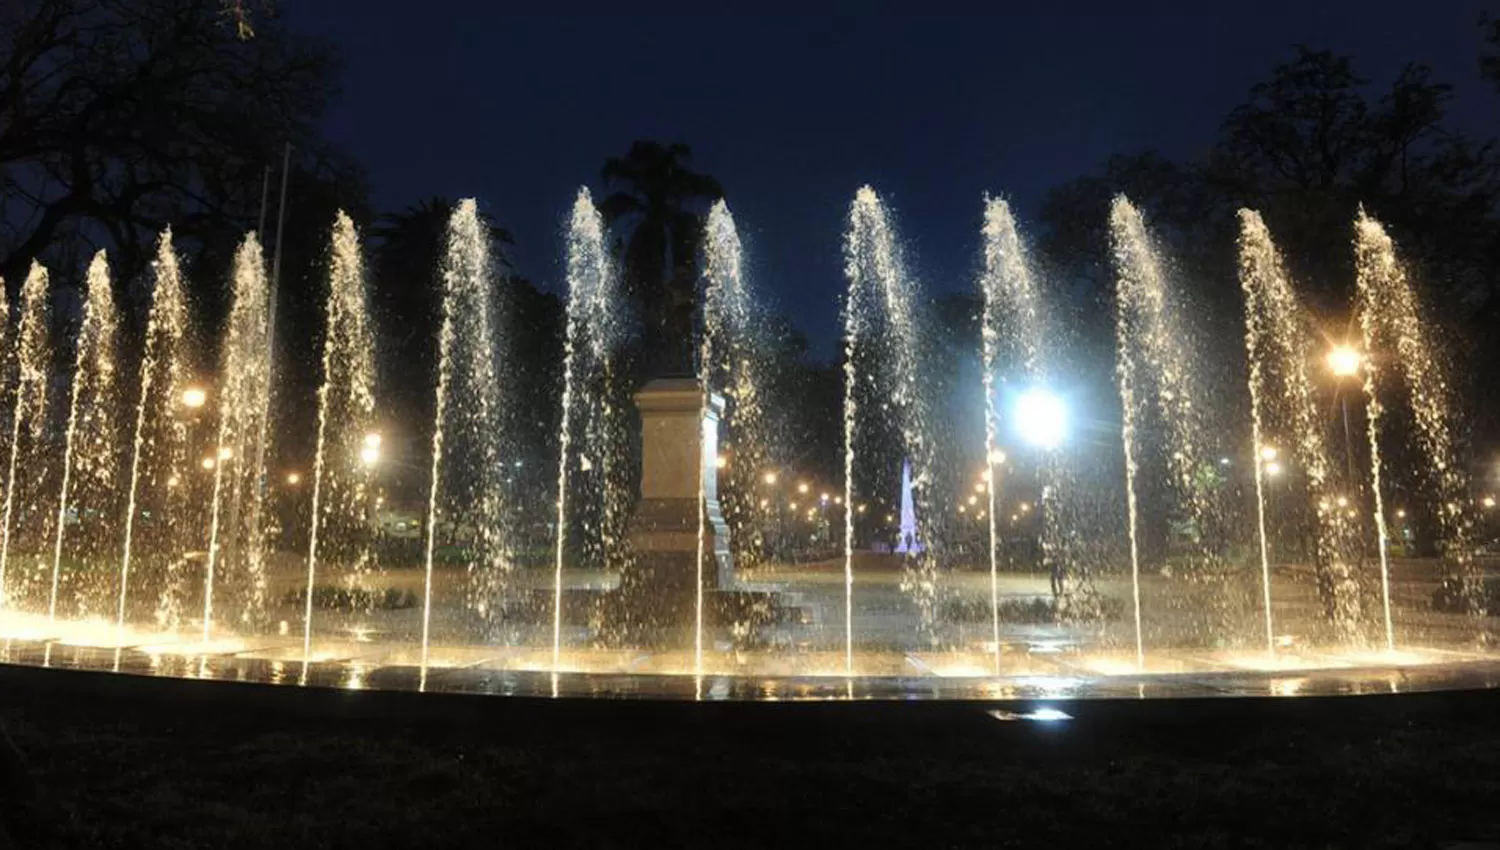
181,387 -> 207,409
1327,345 -> 1362,378
1013,388 -> 1067,450
987,449 -> 1007,466
1265,461 -> 1283,477
1259,446 -> 1278,462
361,432 -> 382,467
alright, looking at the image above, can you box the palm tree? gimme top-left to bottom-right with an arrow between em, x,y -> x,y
598,141 -> 724,375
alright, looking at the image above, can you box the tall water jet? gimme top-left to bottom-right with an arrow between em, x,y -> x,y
1354,210 -> 1481,633
552,188 -> 625,673
978,197 -> 1094,671
303,212 -> 379,676
0,263 -> 52,611
49,251 -> 123,622
696,200 -> 773,672
117,229 -> 196,639
1109,196 -> 1216,666
422,199 -> 509,684
1238,210 -> 1367,648
202,234 -> 273,642
842,186 -> 935,674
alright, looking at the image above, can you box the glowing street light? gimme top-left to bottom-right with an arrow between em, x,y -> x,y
1327,345 -> 1363,378
763,471 -> 779,485
797,482 -> 809,495
1327,344 -> 1362,483
1259,446 -> 1279,462
1265,461 -> 1283,477
360,432 -> 382,467
286,472 -> 302,486
181,386 -> 207,409
1013,388 -> 1068,450
1484,495 -> 1497,510
200,457 -> 215,470
1396,509 -> 1406,519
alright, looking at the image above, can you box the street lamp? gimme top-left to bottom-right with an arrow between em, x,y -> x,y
1013,388 -> 1068,450
181,386 -> 207,409
1327,344 -> 1363,484
762,471 -> 778,485
286,472 -> 302,486
360,432 -> 382,467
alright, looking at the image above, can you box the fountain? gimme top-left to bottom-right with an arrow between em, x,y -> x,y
841,187 -> 939,673
1354,210 -> 1484,624
421,199 -> 510,683
551,188 -> 626,670
1108,196 -> 1225,667
302,211 -> 379,678
48,251 -> 123,623
1237,210 -> 1367,648
0,184 -> 1493,701
202,234 -> 274,642
977,197 -> 1097,674
116,230 -> 196,642
0,263 -> 52,614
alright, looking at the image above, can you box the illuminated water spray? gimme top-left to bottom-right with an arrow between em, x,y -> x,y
1237,209 -> 1365,650
977,197 -> 1087,673
422,199 -> 510,687
49,251 -> 122,622
202,234 -> 273,643
1109,196 -> 1215,668
842,186 -> 935,674
697,200 -> 771,675
552,188 -> 625,674
117,230 -> 194,646
1354,210 -> 1481,638
303,212 -> 379,679
0,263 -> 51,610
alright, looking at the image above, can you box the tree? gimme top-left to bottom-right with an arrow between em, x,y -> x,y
0,0 -> 343,287
597,141 -> 724,376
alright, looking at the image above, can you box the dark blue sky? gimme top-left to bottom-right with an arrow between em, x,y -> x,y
287,1 -> 1496,357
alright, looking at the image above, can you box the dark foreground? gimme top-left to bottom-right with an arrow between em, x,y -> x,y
0,667 -> 1498,848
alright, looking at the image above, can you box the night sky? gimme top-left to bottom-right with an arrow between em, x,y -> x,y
287,1 -> 1496,358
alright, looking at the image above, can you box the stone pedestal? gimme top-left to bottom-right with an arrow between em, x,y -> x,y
626,378 -> 734,590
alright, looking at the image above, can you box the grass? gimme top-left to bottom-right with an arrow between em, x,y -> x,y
1,672 -> 1499,848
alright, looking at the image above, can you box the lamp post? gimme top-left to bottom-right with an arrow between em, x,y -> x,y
1326,344 -> 1362,486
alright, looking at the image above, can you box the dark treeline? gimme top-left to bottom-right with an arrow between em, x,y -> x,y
2,1 -> 1499,519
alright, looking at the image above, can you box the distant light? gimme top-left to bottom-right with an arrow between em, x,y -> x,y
1395,509 -> 1406,519
1327,345 -> 1362,378
1336,496 -> 1349,508
1265,461 -> 1283,477
820,492 -> 830,503
973,482 -> 985,493
1259,446 -> 1278,462
715,454 -> 727,469
166,475 -> 179,488
987,706 -> 1072,723
514,460 -> 524,468
967,495 -> 978,506
181,387 -> 207,409
1013,388 -> 1067,450
217,447 -> 233,461
797,482 -> 809,494
789,502 -> 798,511
1485,496 -> 1496,509
958,505 -> 967,514
286,472 -> 302,486
987,449 -> 1007,466
858,504 -> 867,513
361,432 -> 382,467
763,471 -> 779,485
1019,502 -> 1031,513
1219,457 -> 1231,466
834,496 -> 843,505
200,457 -> 215,470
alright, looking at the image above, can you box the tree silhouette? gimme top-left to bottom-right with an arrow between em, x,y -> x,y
0,0 -> 342,286
598,141 -> 724,376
